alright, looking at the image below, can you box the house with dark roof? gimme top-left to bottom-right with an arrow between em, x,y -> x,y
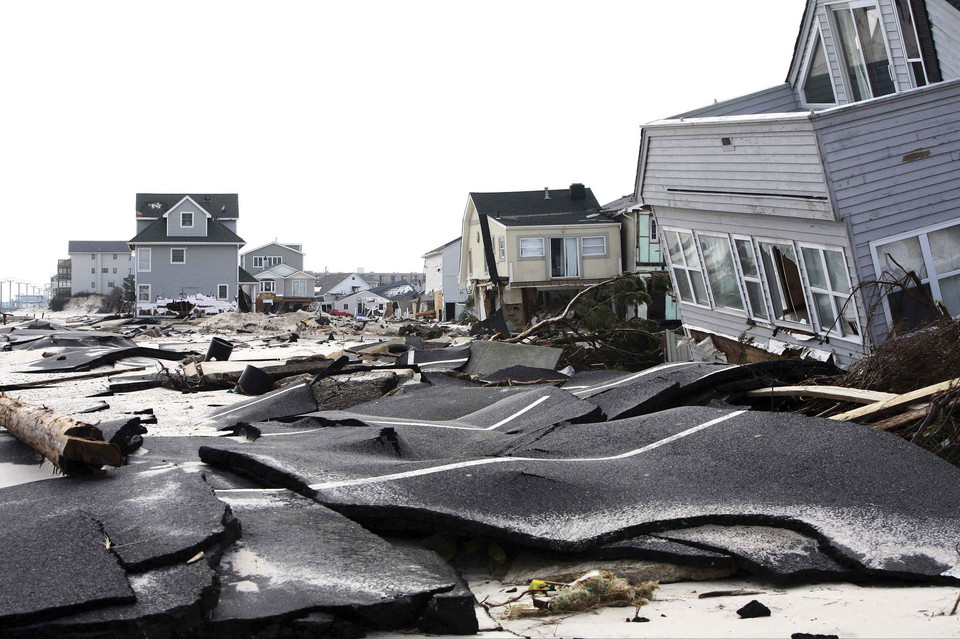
128,194 -> 245,312
634,0 -> 960,365
66,240 -> 134,296
335,280 -> 421,317
311,272 -> 372,312
240,241 -> 305,275
458,184 -> 622,328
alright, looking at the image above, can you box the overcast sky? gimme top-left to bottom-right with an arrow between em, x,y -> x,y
0,0 -> 807,287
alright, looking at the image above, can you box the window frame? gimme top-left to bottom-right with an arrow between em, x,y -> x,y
260,280 -> 276,293
732,235 -> 772,322
694,231 -> 748,318
181,211 -> 194,228
265,256 -> 283,268
217,284 -> 229,300
827,0 -> 900,102
754,236 -> 815,331
252,256 -> 264,268
498,236 -> 506,261
797,242 -> 863,342
892,0 -> 929,88
518,237 -> 545,259
581,235 -> 608,258
137,284 -> 151,303
799,26 -> 840,108
137,248 -> 151,273
170,248 -> 186,265
549,236 -> 582,279
291,279 -> 308,297
662,228 -> 711,309
870,219 -> 960,326
649,216 -> 659,243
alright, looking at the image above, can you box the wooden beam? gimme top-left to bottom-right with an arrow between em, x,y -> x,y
0,397 -> 123,474
745,386 -> 896,404
830,377 -> 960,422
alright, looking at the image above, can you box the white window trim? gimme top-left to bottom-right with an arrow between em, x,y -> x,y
797,242 -> 863,343
754,235 -> 818,332
265,256 -> 283,268
137,247 -> 151,273
827,0 -> 901,101
870,218 -> 960,327
662,227 -> 711,310
170,248 -> 186,265
252,256 -> 265,268
181,211 -> 194,228
649,216 -> 659,243
732,235 -> 773,323
892,0 -> 929,88
581,235 -> 608,258
799,25 -> 840,109
217,284 -> 229,300
137,284 -> 151,303
548,236 -> 583,279
291,279 -> 308,297
261,280 -> 275,293
498,236 -> 506,261
694,231 -> 748,318
519,237 -> 546,259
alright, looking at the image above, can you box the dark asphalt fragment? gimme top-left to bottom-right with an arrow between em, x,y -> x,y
737,599 -> 771,618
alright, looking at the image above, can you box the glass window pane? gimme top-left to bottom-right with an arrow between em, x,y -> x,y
565,237 -> 579,277
877,236 -> 927,279
802,247 -> 828,289
804,33 -> 836,104
938,274 -> 960,316
929,225 -> 960,275
895,0 -> 921,59
746,281 -> 768,320
699,235 -> 744,311
833,8 -> 870,101
735,239 -> 759,278
824,250 -> 852,293
759,242 -> 810,324
853,6 -> 896,97
550,238 -> 564,277
840,299 -> 860,337
582,236 -> 605,256
680,232 -> 699,267
673,268 -> 693,302
691,272 -> 710,306
665,231 -> 683,265
814,292 -> 837,331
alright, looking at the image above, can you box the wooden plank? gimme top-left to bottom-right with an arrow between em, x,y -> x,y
831,377 -> 960,422
745,385 -> 897,404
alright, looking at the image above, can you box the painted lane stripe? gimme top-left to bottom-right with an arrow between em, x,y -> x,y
309,410 -> 746,491
416,358 -> 469,366
195,383 -> 308,426
368,395 -> 552,431
261,429 -> 325,437
570,361 -> 700,397
214,488 -> 289,493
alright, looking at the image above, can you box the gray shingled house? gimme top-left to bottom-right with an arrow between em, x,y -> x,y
635,0 -> 960,365
129,194 -> 245,313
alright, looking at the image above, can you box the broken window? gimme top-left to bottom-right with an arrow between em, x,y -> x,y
550,237 -> 580,278
758,241 -> 810,325
519,238 -> 545,258
734,238 -> 769,320
832,3 -> 896,102
697,233 -> 745,312
803,31 -> 836,104
663,230 -> 709,305
800,246 -> 860,338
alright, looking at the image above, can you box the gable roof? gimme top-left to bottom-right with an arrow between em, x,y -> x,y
238,267 -> 259,284
368,280 -> 419,301
136,194 -> 239,220
68,241 -> 131,254
255,264 -> 315,280
470,186 -> 609,227
422,237 -> 461,258
241,241 -> 304,256
128,217 -> 245,245
313,272 -> 367,294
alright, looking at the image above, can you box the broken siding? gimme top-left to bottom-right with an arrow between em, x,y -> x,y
814,78 -> 960,342
672,84 -> 800,118
929,0 -> 960,80
640,118 -> 834,220
652,206 -> 867,365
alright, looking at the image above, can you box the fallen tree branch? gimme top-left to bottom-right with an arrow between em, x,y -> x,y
502,277 -> 621,344
0,396 -> 123,474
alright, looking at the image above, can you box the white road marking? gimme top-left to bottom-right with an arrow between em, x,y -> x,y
261,429 -> 324,437
195,383 -> 306,426
417,358 -> 469,367
310,410 -> 746,491
366,395 -> 552,431
214,488 -> 289,493
570,362 -> 700,397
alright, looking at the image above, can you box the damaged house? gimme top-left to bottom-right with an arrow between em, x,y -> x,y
458,184 -> 623,330
635,0 -> 960,365
421,237 -> 469,321
240,242 -> 315,312
129,194 -> 245,314
335,279 -> 421,317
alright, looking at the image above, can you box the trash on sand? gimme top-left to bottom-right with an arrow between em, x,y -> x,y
492,570 -> 658,619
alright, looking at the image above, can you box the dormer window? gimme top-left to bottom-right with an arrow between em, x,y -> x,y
894,0 -> 928,88
803,32 -> 836,105
831,3 -> 896,102
181,212 -> 194,228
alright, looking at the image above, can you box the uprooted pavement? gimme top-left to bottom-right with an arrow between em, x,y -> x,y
0,310 -> 959,637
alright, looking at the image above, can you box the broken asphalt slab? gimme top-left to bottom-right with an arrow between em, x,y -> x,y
195,379 -> 318,430
462,339 -> 562,376
200,406 -> 960,583
211,489 -> 461,632
21,346 -> 192,373
402,344 -> 471,371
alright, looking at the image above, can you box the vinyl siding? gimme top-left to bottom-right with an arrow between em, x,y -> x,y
165,199 -> 209,237
652,207 -> 868,365
929,0 -> 960,80
671,84 -> 800,119
640,118 -> 834,220
814,78 -> 960,342
135,244 -> 239,301
241,244 -> 304,273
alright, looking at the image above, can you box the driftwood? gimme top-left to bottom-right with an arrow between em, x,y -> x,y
0,396 -> 123,474
831,377 -> 960,422
746,385 -> 897,405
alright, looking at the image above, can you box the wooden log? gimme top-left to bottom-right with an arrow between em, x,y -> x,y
745,385 -> 896,404
831,377 -> 960,422
871,406 -> 931,431
0,396 -> 123,474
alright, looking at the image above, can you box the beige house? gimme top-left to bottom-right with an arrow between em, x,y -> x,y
458,184 -> 622,329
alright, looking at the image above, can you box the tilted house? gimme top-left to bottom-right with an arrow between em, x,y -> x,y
635,0 -> 960,365
458,184 -> 622,329
129,194 -> 245,313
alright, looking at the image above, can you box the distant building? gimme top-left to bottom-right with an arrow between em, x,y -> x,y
67,241 -> 133,296
358,270 -> 425,289
422,237 -> 469,321
55,258 -> 72,297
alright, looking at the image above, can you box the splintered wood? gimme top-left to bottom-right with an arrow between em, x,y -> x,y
0,396 -> 123,475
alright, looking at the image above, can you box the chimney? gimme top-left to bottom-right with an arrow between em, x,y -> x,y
544,187 -> 550,200
203,196 -> 212,203
570,183 -> 586,199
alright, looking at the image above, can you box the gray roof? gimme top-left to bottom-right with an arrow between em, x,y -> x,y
68,241 -> 131,254
136,194 -> 239,220
422,237 -> 461,257
239,267 -> 258,284
312,272 -> 362,294
471,187 -> 611,227
368,280 -> 420,301
600,194 -> 640,213
128,218 -> 245,245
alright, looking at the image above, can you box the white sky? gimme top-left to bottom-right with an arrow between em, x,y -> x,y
0,0 -> 807,286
